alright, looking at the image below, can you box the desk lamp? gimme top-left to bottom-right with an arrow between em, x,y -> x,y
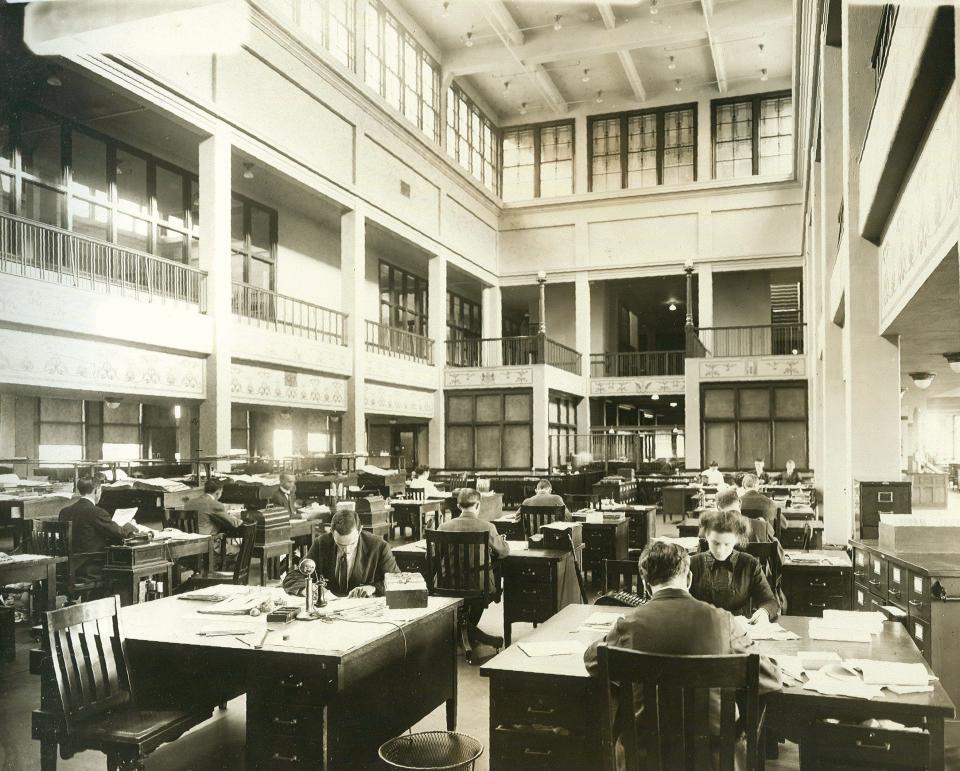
295,558 -> 326,620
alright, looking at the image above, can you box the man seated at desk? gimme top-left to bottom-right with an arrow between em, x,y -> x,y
282,510 -> 399,598
182,479 -> 243,565
520,479 -> 570,517
690,508 -> 780,623
739,474 -> 779,526
59,477 -> 138,582
271,472 -> 299,516
584,540 -> 782,770
438,488 -> 510,649
408,465 -> 444,499
716,487 -> 775,543
700,460 -> 726,487
781,459 -> 803,486
750,458 -> 769,485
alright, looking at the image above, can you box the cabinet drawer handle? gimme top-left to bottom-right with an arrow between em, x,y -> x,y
808,580 -> 827,587
889,588 -> 901,598
908,599 -> 923,607
273,717 -> 298,727
868,579 -> 880,586
808,602 -> 827,608
855,740 -> 891,752
527,706 -> 555,716
282,678 -> 304,688
273,752 -> 299,762
524,748 -> 552,757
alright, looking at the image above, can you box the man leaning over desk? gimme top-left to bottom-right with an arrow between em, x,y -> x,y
584,541 -> 782,770
282,510 -> 399,598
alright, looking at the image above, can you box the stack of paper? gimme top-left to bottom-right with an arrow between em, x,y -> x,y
578,612 -> 624,633
505,540 -> 529,553
849,660 -> 935,687
809,610 -> 885,642
111,507 -> 139,527
732,615 -> 800,641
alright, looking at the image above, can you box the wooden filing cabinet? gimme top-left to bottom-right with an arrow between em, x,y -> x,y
502,551 -> 579,647
849,540 -> 960,727
781,551 -> 852,616
856,481 -> 911,540
579,519 -> 629,577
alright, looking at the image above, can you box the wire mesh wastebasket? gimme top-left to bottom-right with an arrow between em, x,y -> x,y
379,731 -> 483,771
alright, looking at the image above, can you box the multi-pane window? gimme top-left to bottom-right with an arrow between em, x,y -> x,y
588,105 -> 696,192
446,391 -> 533,470
365,0 -> 440,141
549,394 -> 579,468
447,292 -> 482,366
379,260 -> 428,336
231,196 -> 277,291
713,91 -> 793,179
501,121 -> 574,201
293,0 -> 356,69
446,84 -> 498,192
1,104 -> 200,265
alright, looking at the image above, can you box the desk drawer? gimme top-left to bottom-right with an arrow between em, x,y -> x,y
492,682 -> 585,732
247,701 -> 325,741
506,562 -> 554,584
249,666 -> 334,706
788,593 -> 848,617
506,594 -> 556,623
908,615 -> 930,662
492,726 -> 587,770
906,570 -> 931,621
785,570 -> 849,596
806,721 -> 929,768
247,740 -> 324,771
886,561 -> 906,603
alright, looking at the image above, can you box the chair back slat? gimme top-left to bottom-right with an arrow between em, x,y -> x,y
425,530 -> 490,600
233,523 -> 257,585
165,509 -> 199,534
37,520 -> 71,557
519,504 -> 566,539
47,596 -> 131,733
409,488 -> 426,501
597,645 -> 760,771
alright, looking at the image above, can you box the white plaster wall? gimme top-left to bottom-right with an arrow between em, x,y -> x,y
275,208 -> 342,309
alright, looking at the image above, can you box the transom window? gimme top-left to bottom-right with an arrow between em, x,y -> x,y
588,105 -> 696,192
712,91 -> 793,179
289,0 -> 356,69
501,121 -> 574,201
445,84 -> 498,192
365,0 -> 439,141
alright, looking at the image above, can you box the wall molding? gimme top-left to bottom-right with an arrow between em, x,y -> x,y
591,376 -> 686,396
364,382 -> 435,418
231,363 -> 347,409
444,367 -> 533,389
697,356 -> 806,380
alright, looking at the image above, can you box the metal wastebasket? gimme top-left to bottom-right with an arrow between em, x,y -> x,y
379,731 -> 483,771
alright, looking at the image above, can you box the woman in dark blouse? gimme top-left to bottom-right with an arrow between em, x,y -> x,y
689,508 -> 779,622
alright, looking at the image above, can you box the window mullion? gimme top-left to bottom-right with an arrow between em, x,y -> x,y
752,97 -> 761,176
656,110 -> 665,186
619,116 -> 628,190
533,127 -> 541,199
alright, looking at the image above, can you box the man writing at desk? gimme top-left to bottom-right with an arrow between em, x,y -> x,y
520,479 -> 570,517
584,541 -> 782,769
182,479 -> 243,566
282,510 -> 399,598
59,477 -> 138,583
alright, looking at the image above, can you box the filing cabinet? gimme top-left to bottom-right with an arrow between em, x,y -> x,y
855,481 -> 911,540
781,551 -> 851,617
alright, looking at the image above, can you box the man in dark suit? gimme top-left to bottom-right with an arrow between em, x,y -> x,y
282,510 -> 398,598
182,479 -> 242,536
520,479 -> 570,516
584,541 -> 781,768
59,477 -> 137,581
739,474 -> 779,526
271,473 -> 299,517
751,458 -> 770,485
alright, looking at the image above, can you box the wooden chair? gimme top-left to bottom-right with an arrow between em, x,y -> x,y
424,529 -> 495,665
173,523 -> 257,593
519,504 -> 566,539
35,521 -> 104,603
44,596 -> 212,770
602,559 -> 642,595
596,644 -> 765,771
162,509 -> 199,533
407,488 -> 426,501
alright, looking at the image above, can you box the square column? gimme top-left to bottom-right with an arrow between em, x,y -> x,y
341,206 -> 366,456
696,263 -> 713,328
482,284 -> 502,366
0,393 -> 15,458
428,254 -> 447,469
575,272 -> 592,457
197,123 -> 232,469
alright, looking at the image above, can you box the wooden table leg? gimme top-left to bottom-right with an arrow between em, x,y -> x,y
447,610 -> 458,730
929,717 -> 944,771
44,561 -> 56,612
39,737 -> 58,771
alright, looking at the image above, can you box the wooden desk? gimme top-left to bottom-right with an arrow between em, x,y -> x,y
0,554 -> 64,612
492,514 -> 524,541
677,516 -> 701,538
569,514 -> 629,578
661,485 -> 704,521
482,605 -> 956,771
780,516 -> 824,549
781,549 -> 852,616
502,546 -> 581,646
159,534 -> 215,588
610,504 -> 657,550
288,518 -> 320,561
390,499 -> 446,540
32,589 -> 461,771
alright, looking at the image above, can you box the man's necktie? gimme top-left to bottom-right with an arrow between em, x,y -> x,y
336,550 -> 348,593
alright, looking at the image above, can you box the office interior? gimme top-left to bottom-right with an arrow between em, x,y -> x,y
1,0 -> 960,769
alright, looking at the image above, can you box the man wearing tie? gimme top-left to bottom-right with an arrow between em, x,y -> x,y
271,472 -> 299,517
282,510 -> 398,598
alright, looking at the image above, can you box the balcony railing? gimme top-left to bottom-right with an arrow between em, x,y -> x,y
871,4 -> 899,94
591,350 -> 685,378
232,282 -> 347,345
0,212 -> 207,309
366,320 -> 434,364
446,334 -> 582,375
692,323 -> 806,357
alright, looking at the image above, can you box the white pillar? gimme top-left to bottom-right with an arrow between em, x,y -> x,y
341,206 -> 367,456
197,123 -> 232,469
696,263 -> 713,328
532,367 -> 549,470
482,284 -> 502,367
0,393 -> 15,458
428,254 -> 447,469
575,272 -> 592,456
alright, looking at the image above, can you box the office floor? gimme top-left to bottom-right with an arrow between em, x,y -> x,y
2,514 -> 958,770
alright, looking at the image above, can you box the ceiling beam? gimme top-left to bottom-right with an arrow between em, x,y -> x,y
700,0 -> 728,93
595,2 -> 646,102
443,12 -> 792,77
531,64 -> 567,115
479,0 -> 524,47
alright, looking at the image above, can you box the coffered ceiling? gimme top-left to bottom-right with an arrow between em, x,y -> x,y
397,0 -> 794,122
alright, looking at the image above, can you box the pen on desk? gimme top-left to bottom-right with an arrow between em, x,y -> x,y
254,628 -> 270,649
235,635 -> 251,647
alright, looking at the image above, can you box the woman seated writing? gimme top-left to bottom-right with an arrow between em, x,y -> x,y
689,507 -> 780,623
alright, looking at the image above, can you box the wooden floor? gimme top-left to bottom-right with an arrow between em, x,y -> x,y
3,512 -> 960,769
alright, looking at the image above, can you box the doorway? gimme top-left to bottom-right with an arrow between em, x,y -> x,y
393,426 -> 417,470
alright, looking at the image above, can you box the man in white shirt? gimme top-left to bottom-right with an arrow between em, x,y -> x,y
408,465 -> 443,498
701,460 -> 725,487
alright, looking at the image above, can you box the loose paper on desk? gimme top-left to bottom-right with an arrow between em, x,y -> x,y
797,650 -> 840,670
732,615 -> 800,641
111,507 -> 138,527
518,640 -> 587,658
578,612 -> 624,633
505,540 -> 529,553
849,660 -> 933,686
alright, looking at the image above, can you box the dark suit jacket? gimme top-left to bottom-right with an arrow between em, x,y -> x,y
739,490 -> 778,524
689,551 -> 779,620
181,494 -> 240,536
520,492 -> 570,515
584,588 -> 782,734
781,470 -> 802,485
281,531 -> 398,596
271,488 -> 299,517
58,498 -> 131,579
